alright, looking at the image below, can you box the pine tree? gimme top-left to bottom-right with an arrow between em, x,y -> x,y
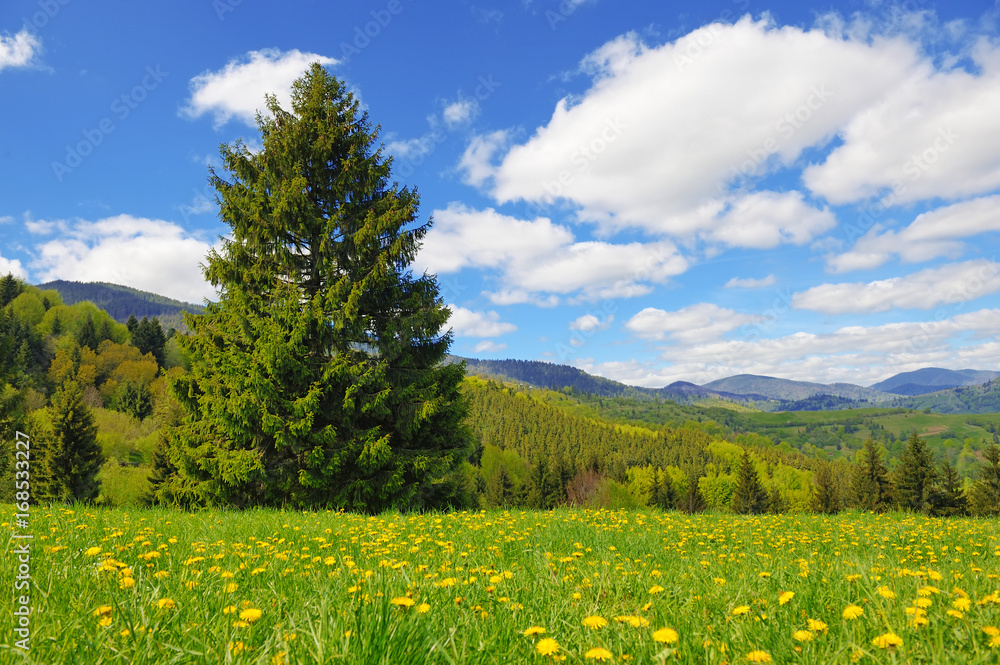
929,458 -> 967,516
681,470 -> 706,513
132,317 -> 166,366
767,484 -> 788,514
485,464 -> 515,508
731,450 -> 767,514
812,462 -> 840,514
850,438 -> 892,511
895,430 -> 937,513
968,444 -> 1000,516
160,64 -> 469,511
37,381 -> 103,503
126,314 -> 139,334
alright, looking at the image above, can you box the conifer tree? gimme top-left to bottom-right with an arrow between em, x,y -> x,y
895,430 -> 937,513
812,462 -> 840,514
929,457 -> 967,516
731,450 -> 767,514
968,444 -> 1000,516
850,438 -> 892,511
37,381 -> 103,502
158,64 -> 469,511
681,470 -> 706,513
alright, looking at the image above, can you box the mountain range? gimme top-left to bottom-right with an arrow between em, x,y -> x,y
35,281 -> 1000,414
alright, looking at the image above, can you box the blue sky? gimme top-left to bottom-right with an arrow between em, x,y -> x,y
2,0 -> 1000,388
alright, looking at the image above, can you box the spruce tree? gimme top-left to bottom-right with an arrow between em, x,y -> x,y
681,470 -> 706,513
159,64 -> 469,511
895,430 -> 937,513
812,462 -> 840,514
850,438 -> 892,511
968,444 -> 1000,516
731,450 -> 767,514
929,457 -> 967,516
38,381 -> 103,503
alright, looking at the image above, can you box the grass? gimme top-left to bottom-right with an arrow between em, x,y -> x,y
2,506 -> 998,664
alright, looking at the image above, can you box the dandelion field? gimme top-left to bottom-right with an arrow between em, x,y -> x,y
2,507 -> 999,664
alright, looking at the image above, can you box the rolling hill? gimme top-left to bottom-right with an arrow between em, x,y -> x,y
37,280 -> 206,331
702,374 -> 894,402
870,367 -> 1000,396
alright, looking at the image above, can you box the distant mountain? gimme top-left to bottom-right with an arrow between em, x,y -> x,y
657,381 -> 767,402
896,379 -> 1000,414
456,357 -> 654,400
37,280 -> 205,331
870,367 -> 1000,395
703,374 -> 894,402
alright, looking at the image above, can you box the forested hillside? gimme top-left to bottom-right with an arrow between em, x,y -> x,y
38,280 -> 205,332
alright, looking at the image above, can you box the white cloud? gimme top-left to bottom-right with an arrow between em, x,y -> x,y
569,313 -> 613,333
804,38 -> 1000,205
443,99 -> 478,128
828,195 -> 1000,272
725,274 -> 776,288
417,204 -> 688,304
29,215 -> 217,303
473,340 -> 508,354
458,130 -> 508,187
0,252 -> 27,279
626,303 -> 756,344
484,17 -> 917,242
792,259 -> 1000,314
447,306 -> 517,337
0,29 -> 40,72
182,49 -> 337,128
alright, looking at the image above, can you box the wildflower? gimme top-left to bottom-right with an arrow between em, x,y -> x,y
745,650 -> 772,663
523,626 -> 546,637
914,598 -> 932,609
779,591 -> 794,605
842,605 -> 864,620
228,641 -> 245,654
536,638 -> 560,656
652,627 -> 679,644
946,610 -> 964,619
876,586 -> 896,599
223,605 -> 237,615
156,598 -> 176,610
732,605 -> 751,616
952,598 -> 971,611
390,597 -> 415,608
239,608 -> 262,623
615,616 -> 649,628
983,627 -> 999,637
648,585 -> 665,594
583,615 -> 608,629
225,583 -> 238,593
793,630 -> 814,642
417,603 -> 430,614
85,546 -> 102,556
806,619 -> 828,632
912,615 -> 929,628
871,632 -> 903,649
917,586 -> 940,596
93,605 -> 112,618
585,647 -> 614,661
990,635 -> 1000,649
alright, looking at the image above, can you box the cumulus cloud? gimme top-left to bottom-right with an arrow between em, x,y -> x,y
417,204 -> 688,304
482,17 -> 917,242
447,306 -> 517,337
569,313 -> 614,333
0,29 -> 40,72
626,303 -> 757,344
182,49 -> 337,128
792,259 -> 1000,314
0,252 -> 27,279
458,130 -> 508,187
827,195 -> 1000,273
804,39 -> 1000,205
473,340 -> 508,354
725,274 -> 776,288
29,215 -> 217,303
443,98 -> 478,128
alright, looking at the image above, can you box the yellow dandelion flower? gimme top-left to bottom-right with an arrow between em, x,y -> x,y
917,586 -> 940,596
745,650 -> 772,663
536,638 -> 560,656
912,615 -> 929,628
946,609 -> 964,619
779,591 -> 794,605
732,605 -> 751,616
390,596 -> 415,608
92,605 -> 112,618
842,605 -> 864,620
877,586 -> 896,599
871,632 -> 903,649
85,546 -> 102,556
156,598 -> 176,610
990,635 -> 1000,649
232,620 -> 249,628
983,627 -> 999,637
271,652 -> 287,665
417,603 -> 430,614
648,585 -> 665,594
652,627 -> 679,644
582,615 -> 608,629
523,626 -> 546,637
806,619 -> 828,632
615,616 -> 649,628
914,597 -> 932,609
225,583 -> 238,593
153,571 -> 169,580
228,641 -> 245,654
585,647 -> 614,661
223,605 -> 237,615
239,608 -> 262,623
793,630 -> 814,642
952,597 -> 971,611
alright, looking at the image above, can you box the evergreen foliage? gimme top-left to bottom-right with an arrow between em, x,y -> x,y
811,462 -> 841,514
929,457 -> 967,516
968,444 -> 1000,516
895,430 -> 938,513
850,438 -> 892,511
131,317 -> 166,366
731,450 -> 768,514
157,64 -> 469,511
37,381 -> 103,502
